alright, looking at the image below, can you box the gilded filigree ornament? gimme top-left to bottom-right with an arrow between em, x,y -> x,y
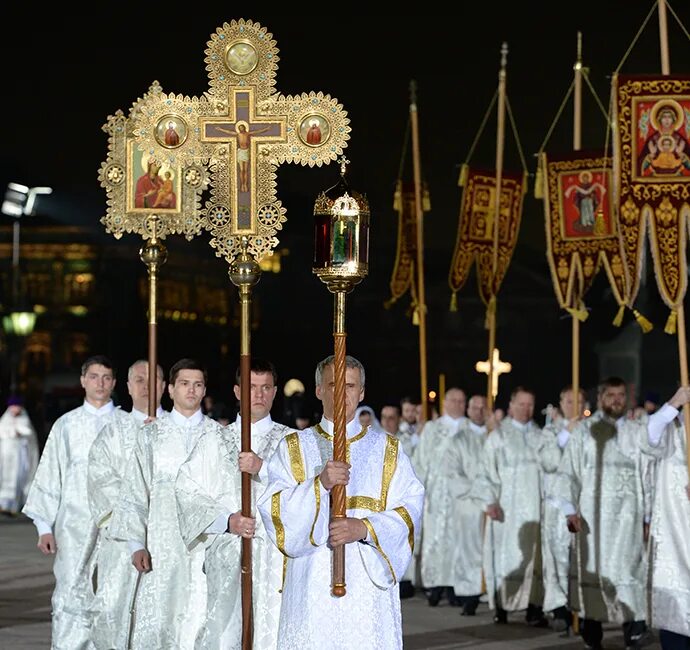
99,85 -> 208,241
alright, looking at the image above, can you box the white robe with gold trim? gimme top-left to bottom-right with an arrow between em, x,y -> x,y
257,418 -> 424,650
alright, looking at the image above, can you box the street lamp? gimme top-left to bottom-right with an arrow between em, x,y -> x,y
2,183 -> 52,392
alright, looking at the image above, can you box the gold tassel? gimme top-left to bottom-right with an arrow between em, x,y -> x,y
422,188 -> 431,211
633,309 -> 654,333
534,160 -> 544,199
566,305 -> 589,322
664,309 -> 677,335
412,307 -> 419,326
612,304 -> 626,327
458,163 -> 469,187
392,179 -> 402,211
449,292 -> 458,312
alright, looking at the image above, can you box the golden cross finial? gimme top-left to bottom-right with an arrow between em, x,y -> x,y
475,347 -> 512,398
338,155 -> 350,177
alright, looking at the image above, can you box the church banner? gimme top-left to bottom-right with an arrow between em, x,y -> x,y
613,74 -> 690,325
448,168 -> 525,306
385,180 -> 430,311
541,151 -> 627,316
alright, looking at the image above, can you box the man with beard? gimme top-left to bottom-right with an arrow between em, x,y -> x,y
551,377 -> 653,650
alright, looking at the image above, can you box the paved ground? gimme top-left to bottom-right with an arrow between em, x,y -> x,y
0,514 -> 661,649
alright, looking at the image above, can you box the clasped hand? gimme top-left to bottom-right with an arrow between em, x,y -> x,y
319,460 -> 350,490
328,517 -> 367,547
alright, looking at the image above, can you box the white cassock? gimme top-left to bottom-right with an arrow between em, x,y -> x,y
0,406 -> 39,513
109,409 -> 215,650
394,427 -> 420,584
646,404 -> 690,637
413,413 -> 467,589
87,406 -> 164,650
175,414 -> 290,650
540,419 -> 574,613
257,418 -> 424,650
550,410 -> 651,623
471,417 -> 555,611
446,420 -> 487,597
22,401 -> 129,650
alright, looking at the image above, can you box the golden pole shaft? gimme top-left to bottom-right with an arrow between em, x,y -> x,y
439,373 -> 445,416
331,291 -> 347,597
409,81 -> 429,422
656,0 -> 688,477
239,285 -> 253,650
487,311 -> 496,410
572,32 -> 583,418
139,225 -> 167,418
676,306 -> 690,478
658,0 -> 671,75
228,241 -> 261,650
492,44 -> 508,280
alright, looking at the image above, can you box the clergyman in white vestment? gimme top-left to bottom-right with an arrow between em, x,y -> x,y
176,358 -> 291,650
258,355 -> 424,650
87,360 -> 166,650
23,355 -> 128,650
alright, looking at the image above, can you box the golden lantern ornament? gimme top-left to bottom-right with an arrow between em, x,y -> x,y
312,156 -> 369,597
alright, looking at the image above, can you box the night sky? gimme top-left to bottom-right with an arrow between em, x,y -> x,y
2,5 -> 690,417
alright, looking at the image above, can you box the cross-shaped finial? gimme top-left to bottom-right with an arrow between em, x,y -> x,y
475,347 -> 512,398
338,155 -> 350,177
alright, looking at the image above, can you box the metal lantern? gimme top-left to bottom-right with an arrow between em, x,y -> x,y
313,158 -> 369,292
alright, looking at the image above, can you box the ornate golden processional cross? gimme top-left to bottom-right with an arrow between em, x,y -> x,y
100,18 -> 351,265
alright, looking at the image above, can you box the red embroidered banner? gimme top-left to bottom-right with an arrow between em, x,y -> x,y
541,151 -> 627,314
614,74 -> 690,321
448,168 -> 525,305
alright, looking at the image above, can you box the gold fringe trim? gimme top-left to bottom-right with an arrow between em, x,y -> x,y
664,309 -> 677,335
566,305 -> 588,322
612,304 -> 626,327
633,309 -> 653,334
534,161 -> 544,199
449,292 -> 458,312
458,163 -> 469,187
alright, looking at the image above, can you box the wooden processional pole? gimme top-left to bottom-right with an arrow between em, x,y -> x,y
657,0 -> 690,474
229,238 -> 261,650
409,81 -> 429,422
139,217 -> 167,416
571,32 -> 583,417
486,43 -> 509,410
